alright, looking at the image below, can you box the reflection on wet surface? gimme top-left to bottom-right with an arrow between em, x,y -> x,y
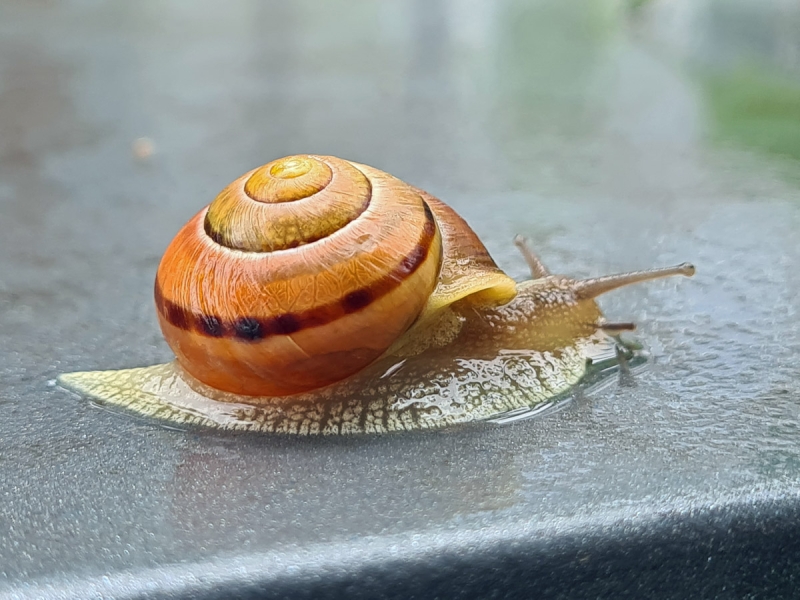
1,0 -> 800,588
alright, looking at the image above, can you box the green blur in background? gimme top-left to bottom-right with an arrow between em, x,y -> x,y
705,68 -> 800,164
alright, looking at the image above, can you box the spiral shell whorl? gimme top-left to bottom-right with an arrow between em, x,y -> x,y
204,155 -> 372,252
244,155 -> 331,203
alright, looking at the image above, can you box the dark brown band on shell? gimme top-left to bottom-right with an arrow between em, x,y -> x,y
155,202 -> 437,341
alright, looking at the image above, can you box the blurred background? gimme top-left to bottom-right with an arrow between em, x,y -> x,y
4,0 -> 800,197
2,0 -> 800,595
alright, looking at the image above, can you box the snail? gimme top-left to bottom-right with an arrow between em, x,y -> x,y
58,155 -> 694,435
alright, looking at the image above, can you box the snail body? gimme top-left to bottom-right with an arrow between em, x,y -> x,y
58,155 -> 694,434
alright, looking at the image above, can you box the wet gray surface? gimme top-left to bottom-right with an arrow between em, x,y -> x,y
2,0 -> 800,597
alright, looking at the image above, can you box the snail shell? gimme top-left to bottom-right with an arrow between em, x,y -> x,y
58,155 -> 694,434
155,155 -> 515,396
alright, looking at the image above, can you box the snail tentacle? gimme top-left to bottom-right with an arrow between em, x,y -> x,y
573,263 -> 695,300
597,321 -> 636,334
514,235 -> 551,279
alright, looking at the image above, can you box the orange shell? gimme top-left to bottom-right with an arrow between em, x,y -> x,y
154,155 -> 515,396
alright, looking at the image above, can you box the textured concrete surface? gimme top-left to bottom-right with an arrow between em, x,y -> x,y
2,0 -> 800,597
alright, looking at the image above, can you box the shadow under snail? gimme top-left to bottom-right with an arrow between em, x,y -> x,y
58,154 -> 695,435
